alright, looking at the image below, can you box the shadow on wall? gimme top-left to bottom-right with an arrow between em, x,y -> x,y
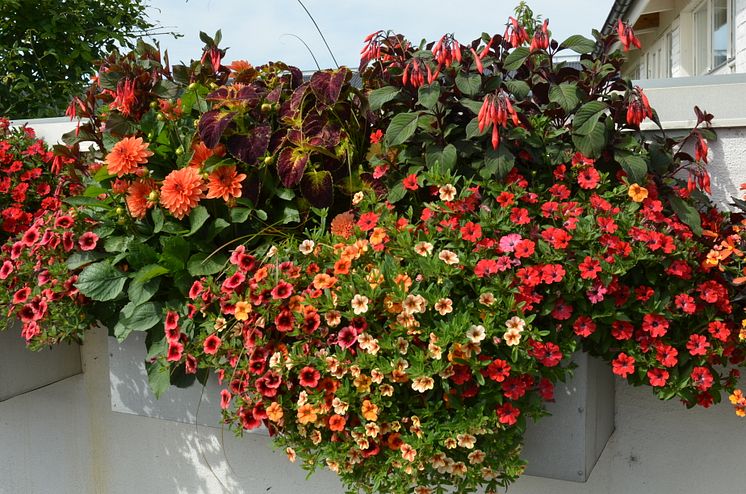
99,327 -> 344,494
697,127 -> 746,208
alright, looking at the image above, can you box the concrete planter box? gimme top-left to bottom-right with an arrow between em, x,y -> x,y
523,353 -> 615,482
0,319 -> 82,402
109,334 -> 614,481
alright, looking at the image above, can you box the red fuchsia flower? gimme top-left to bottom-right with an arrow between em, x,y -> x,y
617,19 -> 641,51
578,256 -> 601,279
402,58 -> 431,88
167,340 -> 184,362
573,315 -> 597,337
78,232 -> 99,251
694,131 -> 709,163
626,87 -> 653,126
496,402 -> 520,426
203,334 -> 222,355
105,136 -> 153,177
691,366 -> 714,391
478,90 -> 520,150
647,368 -> 670,387
359,30 -> 384,68
687,334 -> 711,356
485,359 -> 511,382
612,353 -> 636,378
271,280 -> 294,300
357,211 -> 379,231
220,389 -> 232,410
432,34 -> 461,68
503,17 -> 529,48
642,313 -> 669,337
111,79 -> 137,116
298,366 -> 321,388
530,19 -> 550,52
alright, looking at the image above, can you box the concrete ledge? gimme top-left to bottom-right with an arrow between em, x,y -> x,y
0,319 -> 82,402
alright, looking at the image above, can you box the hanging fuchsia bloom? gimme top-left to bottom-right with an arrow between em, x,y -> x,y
360,30 -> 384,67
617,19 -> 641,51
504,17 -> 529,48
478,90 -> 520,149
432,34 -> 461,68
530,19 -> 550,52
626,87 -> 653,126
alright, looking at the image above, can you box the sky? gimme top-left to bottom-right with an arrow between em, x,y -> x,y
145,1 -> 615,71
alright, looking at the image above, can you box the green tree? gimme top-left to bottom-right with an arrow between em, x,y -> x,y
0,0 -> 168,118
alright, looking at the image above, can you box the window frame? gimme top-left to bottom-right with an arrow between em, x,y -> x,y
692,0 -> 736,74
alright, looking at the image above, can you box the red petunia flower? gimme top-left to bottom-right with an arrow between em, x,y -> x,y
578,256 -> 601,279
78,232 -> 99,251
687,334 -> 710,356
203,334 -> 222,355
496,402 -> 520,426
403,174 -> 419,191
642,313 -> 669,337
357,211 -> 379,231
573,315 -> 596,337
298,366 -> 321,388
271,280 -> 294,300
485,359 -> 511,382
220,389 -> 232,410
577,167 -> 600,189
460,221 -> 482,242
647,368 -> 669,387
167,340 -> 184,362
691,366 -> 714,391
612,353 -> 635,378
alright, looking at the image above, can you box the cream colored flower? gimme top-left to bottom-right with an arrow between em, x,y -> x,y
214,316 -> 227,332
466,324 -> 486,343
451,461 -> 468,476
266,245 -> 278,258
457,433 -> 476,449
365,422 -> 381,438
326,459 -> 340,473
468,450 -> 486,464
444,437 -> 458,449
351,294 -> 369,314
434,298 -> 453,315
411,376 -> 435,393
438,250 -> 459,265
504,327 -> 523,346
371,368 -> 384,384
332,397 -> 349,415
479,292 -> 495,306
414,241 -> 434,256
439,184 -> 457,201
352,191 -> 364,205
379,384 -> 394,396
286,447 -> 296,462
299,239 -> 315,255
401,443 -> 417,462
430,452 -> 448,469
428,342 -> 443,360
505,316 -> 526,331
396,336 -> 409,355
325,310 -> 341,327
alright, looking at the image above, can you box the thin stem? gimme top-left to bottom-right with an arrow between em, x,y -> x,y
295,0 -> 339,68
280,33 -> 321,71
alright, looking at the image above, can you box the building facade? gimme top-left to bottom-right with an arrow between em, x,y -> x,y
601,0 -> 746,79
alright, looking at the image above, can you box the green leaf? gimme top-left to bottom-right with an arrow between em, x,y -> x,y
75,262 -> 127,302
127,278 -> 161,306
187,252 -> 227,276
104,235 -> 132,254
133,264 -> 169,283
572,101 -> 608,158
616,152 -> 648,184
146,360 -> 171,398
481,145 -> 515,179
559,34 -> 596,54
669,195 -> 703,236
282,207 -> 300,224
417,83 -> 441,109
503,47 -> 530,71
549,83 -> 581,112
230,207 -> 252,223
387,182 -> 407,203
187,206 -> 209,236
384,112 -> 419,147
466,118 -> 487,139
66,251 -> 105,270
368,86 -> 401,111
455,72 -> 481,97
63,196 -> 111,209
151,208 -> 164,233
160,237 -> 190,271
503,80 -> 530,100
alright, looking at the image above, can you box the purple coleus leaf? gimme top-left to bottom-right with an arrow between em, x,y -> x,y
198,110 -> 235,148
277,147 -> 310,187
310,68 -> 349,107
227,125 -> 271,164
235,85 -> 262,107
300,170 -> 334,208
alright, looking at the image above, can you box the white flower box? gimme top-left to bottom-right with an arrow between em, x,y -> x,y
0,319 -> 82,401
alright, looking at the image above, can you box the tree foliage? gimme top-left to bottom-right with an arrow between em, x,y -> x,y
0,0 -> 163,118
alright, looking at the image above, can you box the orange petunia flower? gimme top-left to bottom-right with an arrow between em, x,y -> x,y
328,414 -> 346,431
125,179 -> 157,219
206,165 -> 246,202
297,404 -> 318,424
189,141 -> 225,169
313,273 -> 337,290
266,402 -> 284,422
330,211 -> 355,239
160,167 -> 205,219
361,399 -> 379,421
628,183 -> 648,202
106,136 -> 153,177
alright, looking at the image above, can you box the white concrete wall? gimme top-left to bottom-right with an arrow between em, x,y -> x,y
3,101 -> 746,493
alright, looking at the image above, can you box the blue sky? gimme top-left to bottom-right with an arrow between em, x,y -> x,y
146,1 -> 615,70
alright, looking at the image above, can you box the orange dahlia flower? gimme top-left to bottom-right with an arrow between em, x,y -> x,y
206,165 -> 246,202
160,167 -> 205,219
126,179 -> 157,219
189,141 -> 225,169
105,136 -> 153,177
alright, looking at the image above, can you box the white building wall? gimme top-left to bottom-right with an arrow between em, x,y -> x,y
737,0 -> 746,72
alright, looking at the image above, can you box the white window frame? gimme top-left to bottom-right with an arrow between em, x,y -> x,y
692,0 -> 736,74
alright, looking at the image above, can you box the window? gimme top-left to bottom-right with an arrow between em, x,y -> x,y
693,0 -> 734,74
666,32 -> 673,77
